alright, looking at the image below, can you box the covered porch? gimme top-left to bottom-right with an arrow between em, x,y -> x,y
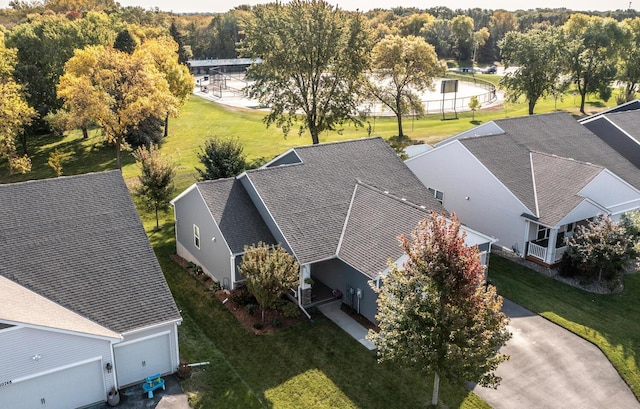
525,221 -> 580,267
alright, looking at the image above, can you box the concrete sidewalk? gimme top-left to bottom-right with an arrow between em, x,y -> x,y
471,299 -> 640,409
87,374 -> 190,409
317,300 -> 376,350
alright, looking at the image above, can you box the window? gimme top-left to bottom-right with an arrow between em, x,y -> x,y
536,225 -> 549,240
428,187 -> 444,204
193,224 -> 200,249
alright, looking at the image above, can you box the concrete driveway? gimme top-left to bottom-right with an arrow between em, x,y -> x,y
471,299 -> 639,409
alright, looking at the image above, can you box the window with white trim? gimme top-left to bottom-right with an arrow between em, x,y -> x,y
536,224 -> 549,240
428,187 -> 444,204
194,224 -> 201,249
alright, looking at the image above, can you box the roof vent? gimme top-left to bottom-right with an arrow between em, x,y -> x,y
419,205 -> 426,209
401,198 -> 406,201
384,190 -> 389,194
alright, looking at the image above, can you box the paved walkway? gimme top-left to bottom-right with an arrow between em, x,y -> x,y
317,300 -> 376,350
88,375 -> 190,409
471,299 -> 640,409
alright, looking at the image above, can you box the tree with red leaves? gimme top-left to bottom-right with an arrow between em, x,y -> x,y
368,212 -> 511,407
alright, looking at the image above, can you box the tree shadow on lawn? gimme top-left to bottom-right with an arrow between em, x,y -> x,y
150,226 -> 487,409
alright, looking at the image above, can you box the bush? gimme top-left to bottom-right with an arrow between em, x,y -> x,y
246,304 -> 257,315
272,317 -> 282,328
253,322 -> 264,330
232,288 -> 257,306
558,252 -> 581,278
280,301 -> 301,318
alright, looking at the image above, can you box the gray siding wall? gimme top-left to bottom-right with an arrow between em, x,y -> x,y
0,326 -> 114,391
265,151 -> 301,167
311,259 -> 378,324
121,322 -> 180,373
174,187 -> 233,285
239,176 -> 293,254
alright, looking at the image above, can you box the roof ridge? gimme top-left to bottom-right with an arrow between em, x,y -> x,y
354,180 -> 433,213
530,150 -> 604,169
293,136 -> 384,150
0,169 -> 121,188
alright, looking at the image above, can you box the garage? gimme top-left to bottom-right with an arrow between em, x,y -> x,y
114,332 -> 172,387
0,359 -> 104,409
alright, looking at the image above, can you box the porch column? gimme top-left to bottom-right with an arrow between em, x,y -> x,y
521,220 -> 531,258
545,227 -> 559,265
299,264 -> 312,305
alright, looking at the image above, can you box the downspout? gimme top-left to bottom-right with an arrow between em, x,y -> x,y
297,285 -> 312,319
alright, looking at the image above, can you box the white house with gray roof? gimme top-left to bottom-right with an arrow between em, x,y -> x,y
406,112 -> 640,267
0,171 -> 182,409
171,137 -> 495,324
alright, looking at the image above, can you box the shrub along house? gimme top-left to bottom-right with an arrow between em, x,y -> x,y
406,112 -> 640,267
0,171 -> 182,409
171,138 -> 495,324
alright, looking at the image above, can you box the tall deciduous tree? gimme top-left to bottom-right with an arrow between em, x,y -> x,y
239,242 -> 300,322
133,143 -> 175,229
241,0 -> 372,145
450,14 -> 474,61
499,26 -> 566,115
368,212 -> 511,407
368,35 -> 445,139
195,137 -> 246,181
0,32 -> 36,174
563,14 -> 624,114
618,18 -> 640,102
138,36 -> 193,137
57,45 -> 176,169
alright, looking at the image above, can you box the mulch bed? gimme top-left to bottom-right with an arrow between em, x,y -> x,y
340,304 -> 379,332
171,254 -> 307,334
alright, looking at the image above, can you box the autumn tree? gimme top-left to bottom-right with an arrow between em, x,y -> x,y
368,212 -> 511,407
133,144 -> 176,229
196,137 -> 246,181
565,215 -> 636,282
239,242 -> 300,322
113,28 -> 137,54
138,36 -> 193,137
499,26 -> 566,115
564,14 -> 624,114
0,32 -> 36,174
450,14 -> 474,61
57,45 -> 176,169
242,0 -> 372,145
368,35 -> 445,139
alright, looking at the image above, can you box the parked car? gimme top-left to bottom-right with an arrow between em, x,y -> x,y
481,65 -> 498,74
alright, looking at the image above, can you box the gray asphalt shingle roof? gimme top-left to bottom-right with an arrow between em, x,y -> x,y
197,178 -> 276,253
244,137 -> 445,264
582,110 -> 640,170
531,152 -> 603,226
460,112 -> 640,220
338,182 -> 439,279
0,171 -> 181,334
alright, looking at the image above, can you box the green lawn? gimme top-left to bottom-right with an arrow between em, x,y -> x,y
0,90 -> 633,407
489,255 -> 640,400
147,223 -> 489,409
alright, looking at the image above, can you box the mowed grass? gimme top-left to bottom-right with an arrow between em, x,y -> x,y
0,89 -> 630,407
145,222 -> 490,409
489,255 -> 640,399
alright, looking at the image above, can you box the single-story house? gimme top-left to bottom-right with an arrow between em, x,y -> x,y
171,137 -> 495,324
406,112 -> 640,267
0,171 -> 182,409
580,101 -> 640,170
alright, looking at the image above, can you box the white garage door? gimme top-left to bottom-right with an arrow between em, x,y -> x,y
0,359 -> 104,409
114,332 -> 172,386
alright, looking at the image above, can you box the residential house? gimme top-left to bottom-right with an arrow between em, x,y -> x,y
171,138 -> 495,324
406,112 -> 640,267
580,101 -> 640,170
0,171 -> 182,409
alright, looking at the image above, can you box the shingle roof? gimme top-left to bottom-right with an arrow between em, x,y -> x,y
197,178 -> 275,253
244,137 -> 445,264
460,112 -> 640,218
0,171 -> 181,334
337,183 -> 437,278
531,152 -> 602,226
582,110 -> 640,169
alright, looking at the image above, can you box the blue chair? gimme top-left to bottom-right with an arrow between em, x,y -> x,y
142,374 -> 165,398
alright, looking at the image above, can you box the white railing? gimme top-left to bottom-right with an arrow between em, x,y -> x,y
553,246 -> 567,263
527,242 -> 547,261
